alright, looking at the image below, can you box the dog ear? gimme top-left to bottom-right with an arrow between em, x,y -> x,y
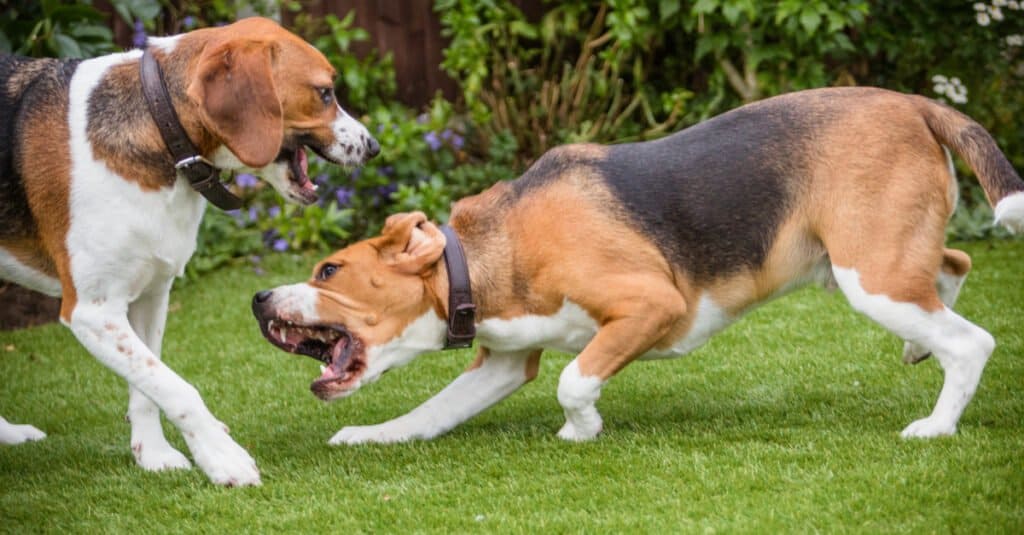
380,212 -> 446,275
188,39 -> 283,168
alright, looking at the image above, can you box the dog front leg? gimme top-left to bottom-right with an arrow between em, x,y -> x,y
67,298 -> 260,486
126,283 -> 191,471
557,297 -> 685,441
329,349 -> 541,445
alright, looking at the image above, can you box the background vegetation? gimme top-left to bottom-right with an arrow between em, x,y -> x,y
2,1 -> 1022,276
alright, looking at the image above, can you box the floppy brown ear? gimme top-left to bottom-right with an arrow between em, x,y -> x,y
380,212 -> 446,275
188,39 -> 283,168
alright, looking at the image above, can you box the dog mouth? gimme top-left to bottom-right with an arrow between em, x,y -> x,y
276,146 -> 318,205
258,318 -> 366,397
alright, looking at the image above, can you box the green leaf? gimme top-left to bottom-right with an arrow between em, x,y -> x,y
53,33 -> 83,58
659,0 -> 680,21
692,0 -> 719,16
799,8 -> 821,35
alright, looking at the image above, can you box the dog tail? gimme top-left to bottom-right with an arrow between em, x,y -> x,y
919,97 -> 1024,234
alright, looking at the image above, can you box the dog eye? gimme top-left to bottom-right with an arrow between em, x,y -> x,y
318,87 -> 334,105
317,263 -> 339,281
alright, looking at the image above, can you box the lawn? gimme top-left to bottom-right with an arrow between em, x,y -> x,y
1,241 -> 1022,533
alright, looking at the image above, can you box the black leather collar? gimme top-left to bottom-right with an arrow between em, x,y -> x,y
439,225 -> 476,349
139,47 -> 243,210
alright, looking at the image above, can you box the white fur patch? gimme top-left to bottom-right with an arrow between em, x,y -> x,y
642,295 -> 733,359
556,358 -> 605,441
322,105 -> 376,166
263,282 -> 323,324
330,349 -> 532,445
476,300 -> 598,354
0,247 -> 61,297
359,311 -> 447,387
832,265 -> 994,437
68,50 -> 205,299
994,191 -> 1024,234
0,416 -> 46,445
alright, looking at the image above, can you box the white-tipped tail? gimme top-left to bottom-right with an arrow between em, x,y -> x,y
994,192 -> 1024,234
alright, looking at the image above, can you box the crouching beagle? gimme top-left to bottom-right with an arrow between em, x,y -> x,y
0,17 -> 377,485
253,87 -> 1023,445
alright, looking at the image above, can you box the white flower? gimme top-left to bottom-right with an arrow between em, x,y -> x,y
931,74 -> 949,84
974,1 -> 987,10
932,74 -> 968,105
977,11 -> 992,25
1009,0 -> 1021,10
988,5 -> 1005,19
993,0 -> 1007,7
1007,34 -> 1024,46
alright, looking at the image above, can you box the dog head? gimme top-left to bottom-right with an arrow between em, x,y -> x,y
252,212 -> 452,400
183,17 -> 379,205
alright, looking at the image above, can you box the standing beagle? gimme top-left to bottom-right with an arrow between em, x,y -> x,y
0,17 -> 377,486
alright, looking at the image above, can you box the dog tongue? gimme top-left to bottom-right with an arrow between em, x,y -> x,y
317,335 -> 350,381
293,147 -> 313,191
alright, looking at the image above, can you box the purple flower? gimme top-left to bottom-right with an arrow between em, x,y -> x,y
267,206 -> 281,218
226,208 -> 242,220
451,134 -> 465,150
416,113 -> 429,124
235,173 -> 258,189
424,131 -> 442,151
247,206 -> 258,222
351,167 -> 362,179
377,184 -> 397,199
335,187 -> 353,207
183,16 -> 196,29
314,173 -> 330,186
272,238 -> 288,252
441,129 -> 453,140
378,166 -> 394,177
132,20 -> 147,49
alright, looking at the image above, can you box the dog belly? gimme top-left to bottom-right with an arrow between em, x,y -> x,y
0,243 -> 61,296
640,295 -> 734,360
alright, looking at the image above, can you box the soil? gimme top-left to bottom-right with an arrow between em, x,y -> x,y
0,282 -> 61,330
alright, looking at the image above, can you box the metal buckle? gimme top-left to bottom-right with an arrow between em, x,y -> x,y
174,155 -> 214,170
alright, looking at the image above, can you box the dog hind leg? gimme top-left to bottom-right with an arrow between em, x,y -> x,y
329,349 -> 541,445
902,248 -> 972,364
832,264 -> 993,438
126,282 -> 192,471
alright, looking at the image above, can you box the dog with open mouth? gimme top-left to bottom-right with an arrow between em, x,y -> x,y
253,87 -> 1023,446
0,17 -> 377,486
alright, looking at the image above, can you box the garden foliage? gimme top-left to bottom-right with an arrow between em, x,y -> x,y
2,1 -> 1021,278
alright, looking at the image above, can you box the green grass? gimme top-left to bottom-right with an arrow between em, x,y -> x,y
1,241 -> 1022,533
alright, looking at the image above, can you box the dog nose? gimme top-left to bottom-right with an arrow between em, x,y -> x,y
364,136 -> 380,158
253,290 -> 273,304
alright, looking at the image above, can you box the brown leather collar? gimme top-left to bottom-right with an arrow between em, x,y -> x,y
439,225 -> 476,349
139,47 -> 243,210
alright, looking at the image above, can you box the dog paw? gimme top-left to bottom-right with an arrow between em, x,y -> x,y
901,342 -> 932,364
556,421 -> 601,442
132,440 -> 192,472
185,430 -> 261,487
329,424 -> 415,445
0,420 -> 46,445
901,417 -> 956,439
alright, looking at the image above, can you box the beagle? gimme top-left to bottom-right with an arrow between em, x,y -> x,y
253,87 -> 1023,445
0,17 -> 377,486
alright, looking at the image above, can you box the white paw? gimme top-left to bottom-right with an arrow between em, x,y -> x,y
185,429 -> 261,487
329,424 -> 416,445
901,342 -> 931,364
556,420 -> 601,442
0,422 -> 47,445
901,417 -> 956,439
132,440 -> 192,472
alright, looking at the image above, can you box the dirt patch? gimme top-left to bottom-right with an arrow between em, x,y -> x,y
0,282 -> 60,330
